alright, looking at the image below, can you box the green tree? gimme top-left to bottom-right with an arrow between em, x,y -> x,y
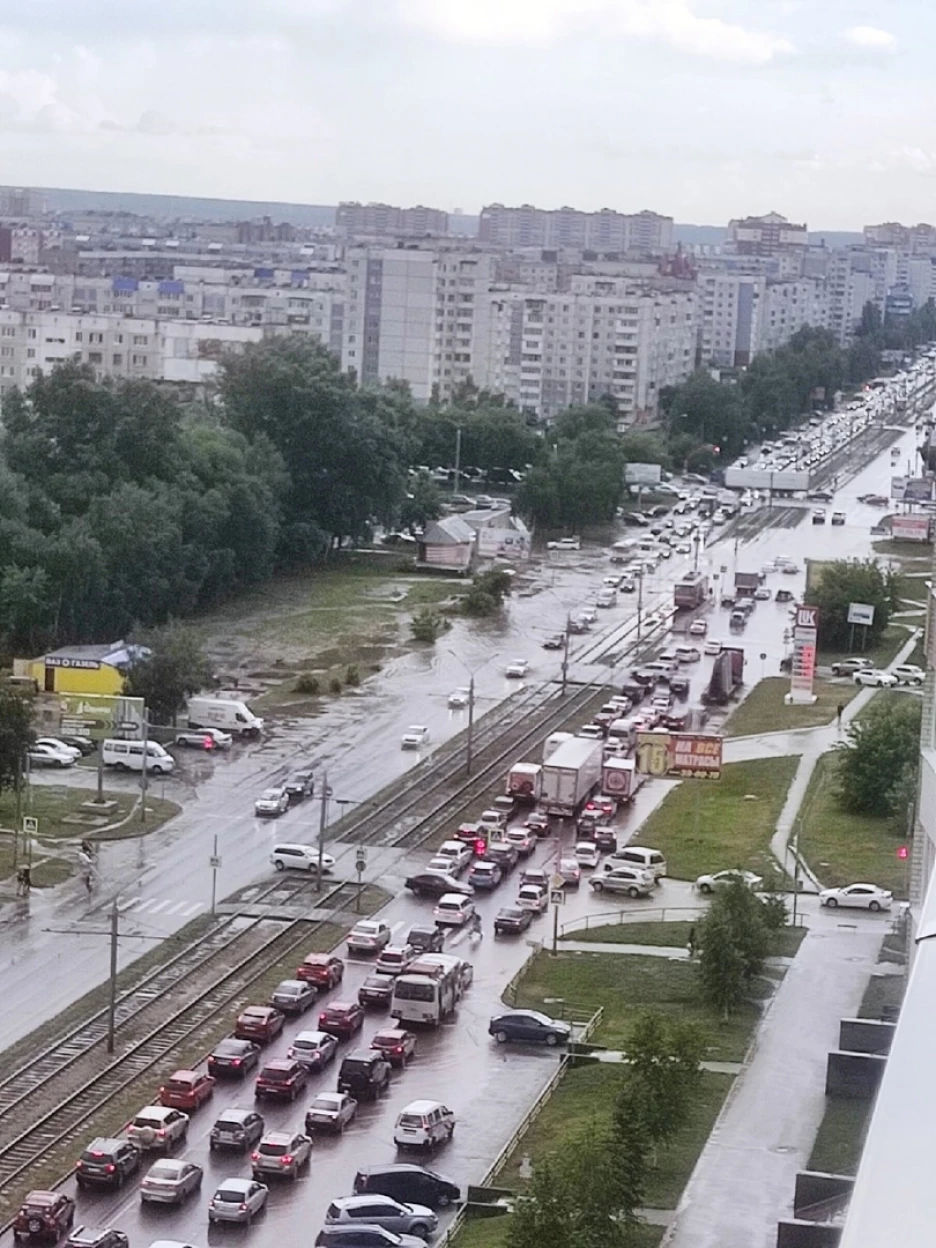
399,472 -> 443,534
698,909 -> 746,1017
836,698 -> 922,816
806,559 -> 896,650
123,625 -> 213,723
0,564 -> 53,653
615,1010 -> 704,1149
410,608 -> 450,643
0,688 -> 33,794
506,1156 -> 574,1248
713,877 -> 769,983
462,566 -> 513,617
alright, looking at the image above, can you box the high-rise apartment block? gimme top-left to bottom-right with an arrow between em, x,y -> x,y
727,212 -> 808,257
478,204 -> 673,253
335,202 -> 449,238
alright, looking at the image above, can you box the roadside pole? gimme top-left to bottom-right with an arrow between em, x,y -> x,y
107,897 -> 119,1053
466,676 -> 475,775
139,712 -> 149,824
210,833 -> 220,916
317,771 -> 330,892
561,616 -> 571,696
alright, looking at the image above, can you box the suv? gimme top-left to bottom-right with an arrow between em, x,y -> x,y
250,1129 -> 312,1180
254,1059 -> 308,1102
76,1137 -> 142,1188
337,1049 -> 392,1102
13,1193 -> 76,1243
352,1164 -> 461,1209
324,1196 -> 438,1239
589,866 -> 655,898
830,657 -> 873,677
209,1107 -> 265,1153
406,925 -> 444,954
893,664 -> 925,686
125,1105 -> 189,1152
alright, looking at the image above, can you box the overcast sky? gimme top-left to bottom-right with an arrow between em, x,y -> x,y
0,0 -> 930,228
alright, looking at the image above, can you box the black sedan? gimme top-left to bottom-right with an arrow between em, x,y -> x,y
489,1010 -> 572,1046
284,769 -> 315,801
494,907 -> 533,935
404,872 -> 473,898
358,975 -> 394,1008
207,1037 -> 261,1079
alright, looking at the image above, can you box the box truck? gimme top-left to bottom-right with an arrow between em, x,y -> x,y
186,696 -> 264,738
543,731 -> 573,764
540,737 -> 604,817
601,756 -> 644,804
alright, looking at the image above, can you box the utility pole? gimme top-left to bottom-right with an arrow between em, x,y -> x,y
210,832 -> 220,916
453,427 -> 462,495
466,676 -> 475,775
12,754 -> 21,872
317,771 -> 330,892
139,712 -> 149,824
561,615 -> 571,696
636,573 -> 644,641
107,897 -> 119,1053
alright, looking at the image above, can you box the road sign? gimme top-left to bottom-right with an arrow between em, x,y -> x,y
790,603 -> 819,702
550,873 -> 565,892
209,855 -> 222,869
355,853 -> 367,873
549,889 -> 565,906
22,816 -> 38,835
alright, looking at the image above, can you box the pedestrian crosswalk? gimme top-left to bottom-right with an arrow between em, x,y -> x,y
115,896 -> 205,917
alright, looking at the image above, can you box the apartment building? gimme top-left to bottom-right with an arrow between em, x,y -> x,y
726,212 -> 808,257
697,272 -> 765,367
335,202 -> 449,238
478,204 -> 673,253
758,278 -> 829,353
825,251 -> 880,346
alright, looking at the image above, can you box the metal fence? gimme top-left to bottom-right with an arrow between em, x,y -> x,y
559,905 -> 705,937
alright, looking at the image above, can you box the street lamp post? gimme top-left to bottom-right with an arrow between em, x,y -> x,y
466,675 -> 475,775
560,615 -> 571,697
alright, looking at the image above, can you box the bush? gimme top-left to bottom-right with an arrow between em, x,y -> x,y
345,663 -> 361,686
294,673 -> 320,695
328,676 -> 343,695
411,607 -> 450,643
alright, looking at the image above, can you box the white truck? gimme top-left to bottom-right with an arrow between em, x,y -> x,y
540,737 -> 604,817
543,732 -> 573,764
601,756 -> 645,804
506,761 -> 542,804
186,695 -> 264,739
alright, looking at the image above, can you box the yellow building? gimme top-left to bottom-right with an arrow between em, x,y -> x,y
25,641 -> 149,696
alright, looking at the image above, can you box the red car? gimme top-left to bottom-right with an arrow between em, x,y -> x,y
318,1001 -> 365,1039
254,1059 -> 308,1102
453,821 -> 481,845
13,1193 -> 76,1244
234,1006 -> 285,1045
370,1028 -> 417,1068
296,953 -> 344,989
158,1069 -> 216,1111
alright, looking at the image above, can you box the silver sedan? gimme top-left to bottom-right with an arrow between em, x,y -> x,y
208,1177 -> 269,1224
140,1158 -> 203,1204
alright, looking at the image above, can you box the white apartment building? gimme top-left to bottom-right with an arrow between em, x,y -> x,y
826,252 -> 879,345
697,272 -> 765,367
758,278 -> 829,353
478,204 -> 673,253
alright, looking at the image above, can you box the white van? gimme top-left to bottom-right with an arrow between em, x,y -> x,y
432,894 -> 475,927
101,739 -> 174,775
606,846 -> 667,879
393,1100 -> 456,1151
186,696 -> 264,738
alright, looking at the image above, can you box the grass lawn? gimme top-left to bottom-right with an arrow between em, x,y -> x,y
453,1216 -> 662,1248
514,949 -> 764,1062
896,573 -> 930,604
807,1097 -> 873,1176
635,756 -> 799,883
859,970 -> 906,1020
797,753 -> 908,895
724,677 -> 858,738
565,919 -> 807,958
818,624 -> 909,671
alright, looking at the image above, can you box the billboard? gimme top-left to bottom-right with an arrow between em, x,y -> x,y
790,604 -> 819,702
847,602 -> 876,626
475,527 -> 530,559
891,476 -> 935,503
625,462 -> 663,487
53,693 -> 146,739
892,515 -> 931,543
635,731 -> 723,780
723,468 -> 810,491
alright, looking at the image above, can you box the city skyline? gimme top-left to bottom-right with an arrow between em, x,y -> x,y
0,0 -> 929,228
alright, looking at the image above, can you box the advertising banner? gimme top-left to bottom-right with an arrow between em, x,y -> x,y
790,604 -> 819,702
635,732 -> 723,780
891,476 -> 935,503
55,693 -> 146,740
891,515 -> 931,543
624,462 -> 663,487
847,602 -> 876,626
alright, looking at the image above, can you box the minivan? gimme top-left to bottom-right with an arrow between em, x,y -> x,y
606,846 -> 667,879
101,739 -> 174,775
393,1100 -> 456,1151
352,1164 -> 461,1209
271,843 -> 335,874
432,894 -> 475,927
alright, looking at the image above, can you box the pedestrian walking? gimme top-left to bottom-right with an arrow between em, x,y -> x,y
84,870 -> 94,896
16,866 -> 31,896
836,702 -> 845,731
687,925 -> 698,959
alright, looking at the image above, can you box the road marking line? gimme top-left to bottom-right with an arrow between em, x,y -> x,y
116,897 -> 141,912
146,900 -> 173,914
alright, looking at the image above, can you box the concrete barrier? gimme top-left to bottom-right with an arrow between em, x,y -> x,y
838,1018 -> 894,1055
824,1050 -> 887,1098
776,1220 -> 843,1247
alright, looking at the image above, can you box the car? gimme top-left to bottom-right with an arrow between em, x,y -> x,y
316,1229 -> 425,1248
831,512 -> 846,526
250,1129 -> 312,1180
493,906 -> 533,935
35,736 -> 82,760
505,659 -> 530,678
208,1037 -> 261,1079
893,664 -> 925,686
270,843 -> 336,873
754,587 -> 771,600
173,727 -> 233,750
516,884 -> 548,913
467,860 -> 502,890
296,952 -> 345,989
27,741 -> 76,768
359,974 -> 395,1008
775,588 -> 794,602
695,868 -> 763,894
394,1100 -> 456,1151
209,1107 -> 265,1153
56,734 -> 97,756
433,892 -> 476,926
808,489 -> 834,503
452,819 -> 482,844
288,1029 -> 339,1071
689,619 -> 707,636
812,509 -> 826,525
525,810 -> 550,836
854,668 -> 898,688
125,1106 -> 189,1152
447,687 -> 471,709
64,1231 -> 128,1248
484,843 -> 519,874
404,871 -> 467,900
541,633 -> 565,650
13,1194 -> 76,1243
319,1000 -> 366,1038
234,1006 -> 285,1045
208,1178 -> 269,1225
140,1159 -> 203,1205
75,1138 -> 142,1188
819,883 -> 893,912
596,589 -> 616,608
435,838 -> 474,872
284,768 -> 315,800
590,867 -> 654,897
158,1069 -> 215,1111
270,978 -> 318,1014
557,858 -> 581,886
674,543 -> 692,555
255,1058 -> 308,1102
489,1010 -> 572,1047
323,1196 -> 438,1240
401,725 -> 431,749
782,563 -> 799,575
348,920 -> 393,954
371,1028 -> 417,1068
305,1091 -> 359,1134
547,536 -> 581,550
406,924 -> 445,953
376,944 -> 417,976
704,639 -> 722,656
830,658 -> 874,676
504,827 -> 535,857
337,1049 -> 392,1101
254,786 -> 289,817
574,841 -> 601,868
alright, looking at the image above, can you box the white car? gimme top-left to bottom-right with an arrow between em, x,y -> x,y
547,536 -> 581,551
27,741 -> 77,768
126,1105 -> 190,1151
853,669 -> 898,688
448,687 -> 471,708
820,883 -> 893,911
35,736 -> 82,761
401,725 -> 431,748
174,726 -> 233,749
689,620 -> 707,636
505,660 -> 529,678
754,587 -> 771,600
892,664 -> 925,686
704,639 -> 722,656
579,608 -> 598,625
596,590 -> 616,608
254,786 -> 289,817
573,842 -> 601,868
695,869 -> 763,895
270,843 -> 335,873
516,883 -> 548,913
347,920 -> 392,953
